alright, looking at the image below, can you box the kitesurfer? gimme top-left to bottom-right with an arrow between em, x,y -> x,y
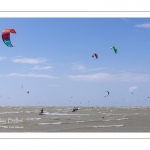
41,108 -> 43,114
72,107 -> 78,112
72,109 -> 75,112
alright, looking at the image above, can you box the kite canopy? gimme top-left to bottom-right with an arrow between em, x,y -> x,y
106,91 -> 109,96
92,53 -> 98,59
110,46 -> 118,54
27,91 -> 29,94
2,29 -> 16,47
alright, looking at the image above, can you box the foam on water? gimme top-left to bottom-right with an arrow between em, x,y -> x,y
133,113 -> 140,115
0,111 -> 19,114
103,118 -> 128,121
24,111 -> 37,113
75,121 -> 86,123
38,122 -> 62,125
111,114 -> 126,116
114,118 -> 128,121
26,118 -> 41,121
0,126 -> 9,128
45,112 -> 89,116
0,119 -> 6,123
89,124 -> 124,128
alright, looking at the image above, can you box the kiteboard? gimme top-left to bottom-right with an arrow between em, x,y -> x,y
39,113 -> 45,115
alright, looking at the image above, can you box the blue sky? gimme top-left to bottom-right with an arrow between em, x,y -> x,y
0,18 -> 150,106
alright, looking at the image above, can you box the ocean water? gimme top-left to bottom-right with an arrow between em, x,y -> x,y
0,106 -> 150,132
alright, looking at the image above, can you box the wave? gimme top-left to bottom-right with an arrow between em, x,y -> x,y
24,111 -> 38,113
26,118 -> 41,121
0,126 -> 9,128
103,118 -> 128,121
39,120 -> 97,125
111,114 -> 126,116
133,113 -> 140,115
0,119 -> 6,123
75,121 -> 86,123
45,112 -> 89,116
0,111 -> 19,114
38,122 -> 62,125
88,124 -> 124,128
115,118 -> 128,121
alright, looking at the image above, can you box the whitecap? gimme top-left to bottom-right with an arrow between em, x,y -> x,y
24,111 -> 36,113
89,124 -> 124,128
0,126 -> 8,128
75,121 -> 86,123
38,122 -> 62,125
26,118 -> 41,121
0,111 -> 19,114
46,113 -> 89,116
115,118 -> 128,121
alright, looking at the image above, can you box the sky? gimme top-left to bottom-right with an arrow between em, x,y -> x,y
0,18 -> 150,106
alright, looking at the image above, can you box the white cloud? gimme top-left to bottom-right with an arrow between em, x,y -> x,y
48,84 -> 61,87
67,72 -> 150,82
7,73 -> 58,79
32,65 -> 53,70
12,57 -> 47,64
129,86 -> 137,92
121,18 -> 129,22
71,62 -> 106,72
87,67 -> 106,72
135,23 -> 150,28
72,64 -> 86,71
0,57 -> 5,61
68,73 -> 114,81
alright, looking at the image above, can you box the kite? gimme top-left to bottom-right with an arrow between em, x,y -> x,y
2,29 -> 16,47
106,91 -> 109,96
92,53 -> 98,59
110,46 -> 118,54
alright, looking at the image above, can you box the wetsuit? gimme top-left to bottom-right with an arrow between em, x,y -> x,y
41,108 -> 43,113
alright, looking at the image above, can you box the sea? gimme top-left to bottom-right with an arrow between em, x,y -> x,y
0,106 -> 150,132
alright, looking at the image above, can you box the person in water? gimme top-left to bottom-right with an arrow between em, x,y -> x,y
41,108 -> 43,114
72,107 -> 78,112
